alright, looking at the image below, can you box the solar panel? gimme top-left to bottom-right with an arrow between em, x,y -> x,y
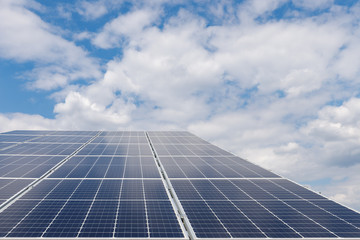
149,131 -> 360,239
0,130 -> 185,239
0,142 -> 18,150
0,130 -> 359,240
0,135 -> 38,143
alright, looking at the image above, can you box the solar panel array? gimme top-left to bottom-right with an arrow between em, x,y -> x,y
0,130 -> 360,239
0,130 -> 184,239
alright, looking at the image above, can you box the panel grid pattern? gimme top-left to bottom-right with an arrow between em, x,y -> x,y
149,131 -> 360,239
0,130 -> 184,239
0,130 -> 360,239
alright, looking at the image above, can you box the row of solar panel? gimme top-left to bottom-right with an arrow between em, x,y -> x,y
172,179 -> 324,201
2,130 -> 99,136
182,199 -> 360,238
0,156 -> 278,179
172,179 -> 360,238
18,179 -> 169,200
0,178 -> 324,203
1,179 -> 360,237
3,130 -> 192,137
1,143 -> 239,157
160,156 -> 279,178
149,136 -> 209,144
0,133 -> 280,180
0,161 -> 277,181
0,135 -> 156,144
154,144 -> 232,156
0,154 -> 160,178
2,130 -> 360,240
0,200 -> 183,238
0,179 -> 34,201
0,176 -> 184,238
49,163 -> 160,178
0,143 -> 155,156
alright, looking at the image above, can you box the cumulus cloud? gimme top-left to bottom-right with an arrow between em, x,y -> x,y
0,0 -> 101,90
92,8 -> 160,48
2,0 -> 360,210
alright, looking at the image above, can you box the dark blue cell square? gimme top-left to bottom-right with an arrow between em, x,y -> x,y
233,201 -> 301,238
21,180 -> 60,200
147,201 -> 183,238
144,180 -> 169,200
79,201 -> 118,238
115,201 -> 148,238
71,180 -> 101,200
43,201 -> 92,237
46,180 -> 81,200
7,200 -> 66,237
120,180 -> 144,200
171,180 -> 202,200
0,200 -> 40,237
105,165 -> 125,178
181,201 -> 230,238
96,180 -> 121,200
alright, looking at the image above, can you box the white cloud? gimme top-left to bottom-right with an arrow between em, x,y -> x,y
92,8 -> 160,48
0,0 -> 101,90
2,0 -> 360,210
76,0 -> 108,20
292,0 -> 334,10
0,113 -> 54,132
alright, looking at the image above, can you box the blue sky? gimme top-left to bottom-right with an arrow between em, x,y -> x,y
1,0 -> 360,211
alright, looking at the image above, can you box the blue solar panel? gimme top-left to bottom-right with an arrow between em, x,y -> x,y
7,200 -> 66,237
43,200 -> 92,237
96,180 -> 121,199
310,200 -> 360,228
0,135 -> 37,142
207,201 -> 266,238
115,201 -> 147,238
49,131 -> 99,136
0,155 -> 66,178
78,200 -> 117,237
285,200 -> 360,237
0,200 -> 41,237
157,154 -> 279,178
2,130 -> 53,135
1,130 -> 360,239
233,201 -> 301,238
260,200 -> 336,237
29,135 -> 93,143
0,143 -> 82,155
181,201 -> 230,238
147,201 -> 184,237
0,179 -> 34,200
0,142 -> 17,150
77,143 -> 152,155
